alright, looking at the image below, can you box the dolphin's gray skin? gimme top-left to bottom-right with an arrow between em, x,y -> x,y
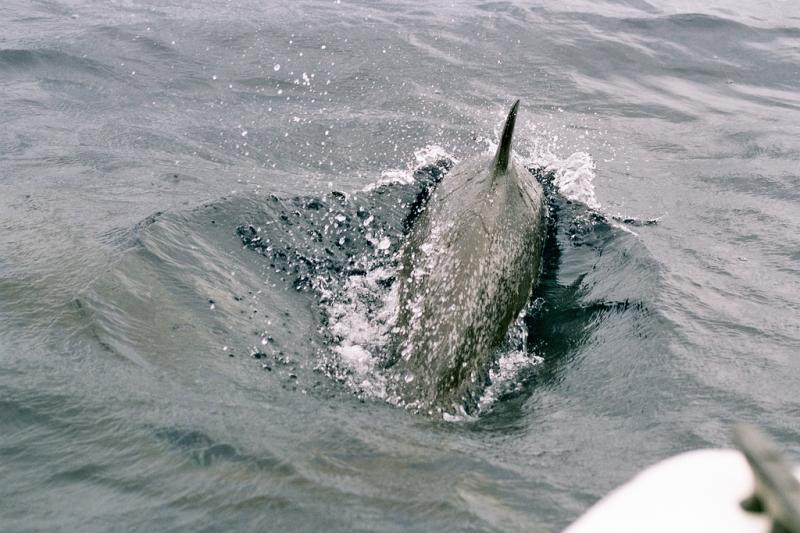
390,100 -> 547,414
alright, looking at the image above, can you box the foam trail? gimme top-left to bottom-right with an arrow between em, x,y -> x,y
529,151 -> 601,210
362,145 -> 456,192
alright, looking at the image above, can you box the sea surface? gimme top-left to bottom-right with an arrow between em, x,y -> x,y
2,0 -> 799,531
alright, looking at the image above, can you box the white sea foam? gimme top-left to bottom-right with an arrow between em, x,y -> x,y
362,169 -> 415,192
317,266 -> 399,401
361,144 -> 456,192
476,305 -> 545,413
413,144 -> 457,167
530,150 -> 601,210
477,350 -> 544,412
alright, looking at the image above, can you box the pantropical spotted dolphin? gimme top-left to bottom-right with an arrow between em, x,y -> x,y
390,100 -> 547,414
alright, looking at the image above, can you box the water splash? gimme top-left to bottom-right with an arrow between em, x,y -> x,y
363,145 -> 457,192
476,306 -> 545,414
316,266 -> 397,400
237,142 -> 619,418
530,151 -> 601,210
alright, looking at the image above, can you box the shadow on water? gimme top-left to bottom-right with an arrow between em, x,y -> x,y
528,168 -> 627,380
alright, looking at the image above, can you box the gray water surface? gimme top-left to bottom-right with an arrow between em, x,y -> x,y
2,1 -> 800,531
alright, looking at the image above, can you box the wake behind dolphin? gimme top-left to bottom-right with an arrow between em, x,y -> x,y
387,101 -> 547,414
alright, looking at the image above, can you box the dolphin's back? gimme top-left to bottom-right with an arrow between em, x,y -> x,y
391,102 -> 546,413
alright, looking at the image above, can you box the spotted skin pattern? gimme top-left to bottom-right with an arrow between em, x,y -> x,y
390,103 -> 547,414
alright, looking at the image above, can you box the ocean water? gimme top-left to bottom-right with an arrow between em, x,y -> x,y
1,0 -> 799,530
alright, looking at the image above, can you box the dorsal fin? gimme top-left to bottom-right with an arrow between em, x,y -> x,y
492,99 -> 520,179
